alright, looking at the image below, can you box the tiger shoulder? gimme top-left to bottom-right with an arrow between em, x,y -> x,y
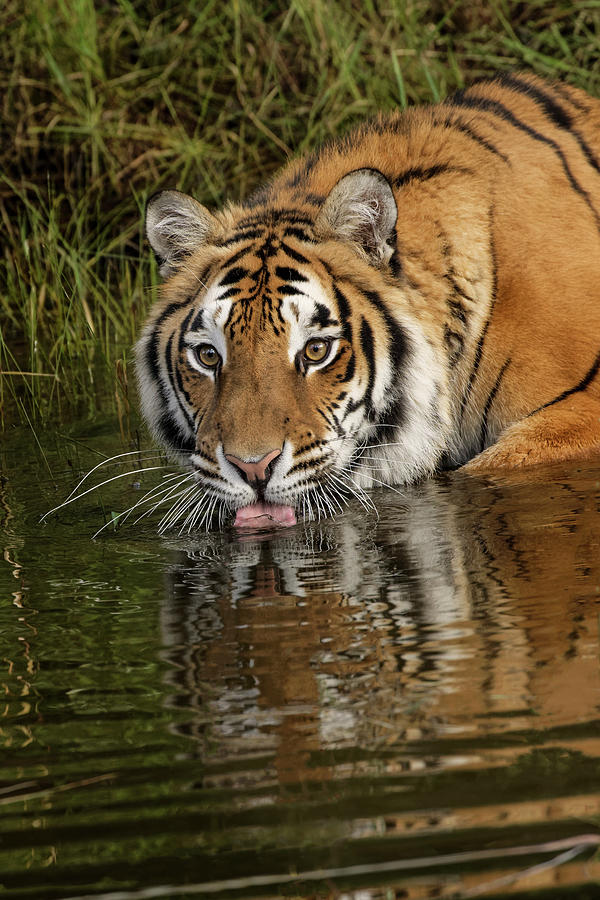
136,72 -> 600,529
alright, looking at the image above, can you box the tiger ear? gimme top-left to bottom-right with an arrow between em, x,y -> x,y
315,168 -> 397,267
146,190 -> 218,277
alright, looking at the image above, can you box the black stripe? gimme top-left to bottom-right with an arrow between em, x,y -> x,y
234,214 -> 267,229
285,153 -> 318,189
278,285 -> 307,296
175,308 -> 197,431
337,352 -> 356,384
219,228 -> 264,246
280,241 -> 310,264
496,72 -> 573,128
316,405 -> 338,432
449,90 -> 600,229
144,301 -> 190,414
192,463 -> 226,482
551,81 -> 590,114
479,357 -> 511,451
287,457 -> 325,477
446,275 -> 477,308
166,333 -> 196,436
174,365 -> 196,434
283,226 -> 316,242
222,245 -> 258,268
438,114 -> 510,164
364,290 -> 407,374
275,266 -> 308,282
329,276 -> 408,422
460,206 -> 498,421
332,285 -> 353,343
192,447 -> 214,464
295,439 -> 326,457
359,318 -> 376,416
310,303 -> 338,328
444,325 -> 464,365
394,164 -> 473,188
191,308 -> 204,330
236,210 -> 315,229
156,412 -> 193,453
362,290 -> 408,428
243,182 -> 273,208
447,297 -> 468,325
495,72 -> 600,177
279,213 -> 315,226
219,266 -> 249,286
218,286 -> 241,300
529,351 -> 600,416
178,308 -> 195,349
296,475 -> 330,492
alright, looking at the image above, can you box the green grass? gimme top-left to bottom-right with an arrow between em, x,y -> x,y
3,0 -> 600,423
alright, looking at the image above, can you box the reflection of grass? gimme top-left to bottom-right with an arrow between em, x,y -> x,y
3,1 -> 600,420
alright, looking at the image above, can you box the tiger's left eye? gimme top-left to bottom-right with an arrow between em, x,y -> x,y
195,343 -> 221,369
303,338 -> 331,364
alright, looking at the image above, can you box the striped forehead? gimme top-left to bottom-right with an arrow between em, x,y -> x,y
181,258 -> 339,364
195,243 -> 338,333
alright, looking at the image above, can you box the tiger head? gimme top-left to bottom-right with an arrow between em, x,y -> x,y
136,169 -> 447,527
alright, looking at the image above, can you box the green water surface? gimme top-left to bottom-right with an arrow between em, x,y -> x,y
1,418 -> 600,899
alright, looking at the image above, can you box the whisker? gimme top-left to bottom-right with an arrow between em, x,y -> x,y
360,441 -> 406,450
131,478 -> 196,527
352,470 -> 406,496
141,480 -> 195,527
194,493 -> 215,531
179,261 -> 210,290
158,483 -> 201,533
183,495 -> 205,533
348,460 -> 391,471
89,472 -> 193,540
119,472 -> 194,524
180,487 -> 211,533
329,467 -> 376,513
317,488 -> 332,518
321,484 -> 342,516
41,465 -> 171,521
58,449 -> 168,508
197,492 -> 219,532
353,453 -> 402,463
217,498 -> 227,531
325,481 -> 348,514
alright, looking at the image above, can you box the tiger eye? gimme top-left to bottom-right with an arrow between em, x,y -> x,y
195,344 -> 220,368
303,338 -> 330,363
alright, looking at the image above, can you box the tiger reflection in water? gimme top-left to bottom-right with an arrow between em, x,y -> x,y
159,468 -> 600,792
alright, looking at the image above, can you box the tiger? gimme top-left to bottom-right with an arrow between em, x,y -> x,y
136,71 -> 600,529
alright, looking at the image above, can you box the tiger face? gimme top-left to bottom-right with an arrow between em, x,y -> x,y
136,170 -> 447,527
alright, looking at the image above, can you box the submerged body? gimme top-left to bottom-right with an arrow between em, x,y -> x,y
136,73 -> 600,528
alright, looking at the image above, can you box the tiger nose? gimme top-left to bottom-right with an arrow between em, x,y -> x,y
225,448 -> 281,484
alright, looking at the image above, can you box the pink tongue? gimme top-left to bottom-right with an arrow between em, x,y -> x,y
234,502 -> 296,528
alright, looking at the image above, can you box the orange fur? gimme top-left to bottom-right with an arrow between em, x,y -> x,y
137,73 -> 600,526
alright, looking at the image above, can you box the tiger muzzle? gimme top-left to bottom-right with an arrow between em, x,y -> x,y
225,448 -> 282,488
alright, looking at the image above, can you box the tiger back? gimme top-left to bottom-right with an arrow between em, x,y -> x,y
136,72 -> 600,529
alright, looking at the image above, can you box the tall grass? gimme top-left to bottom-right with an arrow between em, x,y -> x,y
3,0 -> 600,423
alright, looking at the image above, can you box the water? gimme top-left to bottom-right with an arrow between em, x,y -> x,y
1,418 -> 600,899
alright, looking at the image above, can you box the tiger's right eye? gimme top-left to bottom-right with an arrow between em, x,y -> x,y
194,344 -> 221,369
